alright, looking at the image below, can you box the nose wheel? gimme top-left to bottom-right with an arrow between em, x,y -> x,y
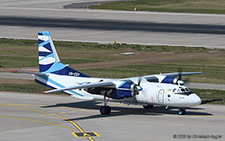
178,108 -> 186,115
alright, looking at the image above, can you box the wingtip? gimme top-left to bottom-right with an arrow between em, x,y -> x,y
11,70 -> 18,73
40,92 -> 45,94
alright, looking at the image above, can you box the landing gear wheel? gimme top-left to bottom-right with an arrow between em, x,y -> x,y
100,106 -> 111,115
178,109 -> 186,115
143,105 -> 154,109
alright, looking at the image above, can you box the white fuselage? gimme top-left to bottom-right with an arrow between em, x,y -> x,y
34,74 -> 201,107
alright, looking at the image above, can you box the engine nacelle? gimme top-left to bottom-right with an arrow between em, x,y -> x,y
111,80 -> 141,99
177,80 -> 185,85
111,89 -> 133,99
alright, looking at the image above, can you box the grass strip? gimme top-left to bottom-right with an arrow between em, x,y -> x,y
90,0 -> 225,14
191,88 -> 225,105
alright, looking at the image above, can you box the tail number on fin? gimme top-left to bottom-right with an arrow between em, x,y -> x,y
69,72 -> 80,77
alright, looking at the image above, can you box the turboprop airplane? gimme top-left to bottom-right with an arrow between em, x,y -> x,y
13,31 -> 202,115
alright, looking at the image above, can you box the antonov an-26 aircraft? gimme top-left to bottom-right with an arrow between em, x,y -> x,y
13,31 -> 202,115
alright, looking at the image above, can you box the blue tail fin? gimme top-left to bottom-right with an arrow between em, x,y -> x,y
38,31 -> 89,77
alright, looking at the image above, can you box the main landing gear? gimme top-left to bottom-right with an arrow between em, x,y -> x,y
143,104 -> 154,109
178,108 -> 186,115
100,106 -> 111,115
100,95 -> 111,115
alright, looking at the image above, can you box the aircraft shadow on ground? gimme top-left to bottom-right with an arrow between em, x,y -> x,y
201,99 -> 223,105
41,100 -> 212,121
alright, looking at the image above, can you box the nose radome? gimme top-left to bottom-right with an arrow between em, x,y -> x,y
189,93 -> 202,106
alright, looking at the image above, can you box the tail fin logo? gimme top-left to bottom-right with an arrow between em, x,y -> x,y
37,31 -> 89,77
38,31 -> 61,72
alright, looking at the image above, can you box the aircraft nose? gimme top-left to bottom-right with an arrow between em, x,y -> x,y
189,93 -> 202,106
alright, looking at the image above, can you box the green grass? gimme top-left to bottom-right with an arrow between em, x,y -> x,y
0,39 -> 118,68
0,83 -> 65,95
0,83 -> 48,93
90,0 -> 225,14
81,55 -> 225,84
1,38 -> 225,84
118,57 -> 225,84
0,38 -> 223,68
191,89 -> 225,105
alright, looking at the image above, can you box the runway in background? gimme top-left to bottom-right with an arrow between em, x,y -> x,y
1,0 -> 225,48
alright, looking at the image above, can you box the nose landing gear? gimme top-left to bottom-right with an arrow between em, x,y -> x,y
178,108 -> 186,115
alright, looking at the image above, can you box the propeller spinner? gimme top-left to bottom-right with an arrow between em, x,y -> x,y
131,77 -> 143,95
177,68 -> 186,85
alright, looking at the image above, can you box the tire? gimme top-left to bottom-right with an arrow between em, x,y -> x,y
178,109 -> 186,115
143,105 -> 154,109
100,106 -> 111,115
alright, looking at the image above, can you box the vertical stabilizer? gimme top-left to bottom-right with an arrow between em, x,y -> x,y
38,31 -> 89,77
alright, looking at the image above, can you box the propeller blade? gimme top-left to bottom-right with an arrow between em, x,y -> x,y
138,77 -> 141,86
178,68 -> 183,80
183,77 -> 190,84
131,77 -> 143,95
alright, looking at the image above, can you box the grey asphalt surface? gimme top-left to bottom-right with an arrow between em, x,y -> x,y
0,0 -> 225,48
0,91 -> 224,141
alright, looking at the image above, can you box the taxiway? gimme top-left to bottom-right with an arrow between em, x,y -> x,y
0,91 -> 224,141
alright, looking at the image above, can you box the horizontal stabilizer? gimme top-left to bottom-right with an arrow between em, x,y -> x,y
42,81 -> 115,94
11,70 -> 48,76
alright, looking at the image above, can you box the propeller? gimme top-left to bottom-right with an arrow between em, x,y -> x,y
132,77 -> 143,95
137,77 -> 141,86
177,68 -> 190,85
178,68 -> 183,80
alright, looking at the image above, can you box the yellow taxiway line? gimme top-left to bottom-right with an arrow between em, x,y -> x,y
0,115 -> 75,130
0,103 -> 98,140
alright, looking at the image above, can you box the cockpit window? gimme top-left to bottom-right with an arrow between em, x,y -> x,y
173,88 -> 176,93
180,88 -> 185,92
145,76 -> 159,83
173,87 -> 193,95
185,88 -> 191,92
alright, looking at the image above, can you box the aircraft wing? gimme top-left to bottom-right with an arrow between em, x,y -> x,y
42,81 -> 115,94
162,72 -> 203,77
123,72 -> 203,81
